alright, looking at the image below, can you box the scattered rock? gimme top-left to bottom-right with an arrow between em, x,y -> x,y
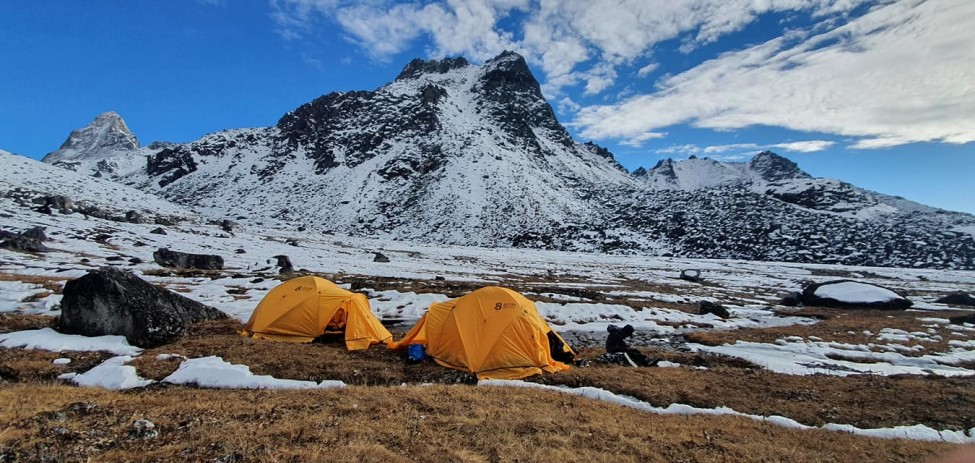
680,269 -> 702,283
949,314 -> 975,325
124,210 -> 145,224
220,219 -> 234,233
58,267 -> 228,347
21,226 -> 48,241
234,248 -> 246,254
0,235 -> 50,253
272,255 -> 294,274
129,257 -> 143,265
286,239 -> 299,247
373,252 -> 390,263
33,195 -> 73,213
699,301 -> 731,319
936,292 -> 975,307
154,216 -> 176,226
150,227 -> 167,235
434,276 -> 446,281
153,248 -> 224,270
780,292 -> 802,307
800,280 -> 912,310
128,419 -> 159,440
105,256 -> 124,262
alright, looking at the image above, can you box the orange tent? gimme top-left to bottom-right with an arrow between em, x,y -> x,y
241,276 -> 392,350
391,286 -> 574,379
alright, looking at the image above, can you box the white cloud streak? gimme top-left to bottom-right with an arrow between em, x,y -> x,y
270,0 -> 974,150
575,0 -> 975,148
656,140 -> 835,156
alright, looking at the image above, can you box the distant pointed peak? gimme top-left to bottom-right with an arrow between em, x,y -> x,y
749,150 -> 810,181
396,56 -> 470,80
42,111 -> 139,163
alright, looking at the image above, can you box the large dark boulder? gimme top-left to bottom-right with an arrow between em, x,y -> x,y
800,280 -> 912,310
153,248 -> 224,270
936,292 -> 975,307
1,235 -> 50,253
699,301 -> 731,319
21,226 -> 48,241
58,267 -> 228,347
272,255 -> 294,274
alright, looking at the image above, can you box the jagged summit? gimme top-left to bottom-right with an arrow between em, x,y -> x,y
396,56 -> 470,80
749,151 -> 810,182
43,112 -> 139,164
636,152 -> 810,190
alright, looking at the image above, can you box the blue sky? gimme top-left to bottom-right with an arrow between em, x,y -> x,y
2,1 -> 973,213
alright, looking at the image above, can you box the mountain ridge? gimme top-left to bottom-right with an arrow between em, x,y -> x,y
35,52 -> 975,269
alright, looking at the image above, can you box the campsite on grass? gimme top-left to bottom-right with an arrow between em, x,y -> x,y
1,198 -> 974,461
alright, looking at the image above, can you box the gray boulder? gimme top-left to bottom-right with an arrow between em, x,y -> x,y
373,252 -> 390,263
22,226 -> 48,241
680,269 -> 702,283
153,248 -> 223,270
58,267 -> 228,347
800,280 -> 912,310
699,301 -> 730,319
936,292 -> 975,307
1,235 -> 50,253
272,255 -> 294,274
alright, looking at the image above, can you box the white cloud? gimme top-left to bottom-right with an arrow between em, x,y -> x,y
270,0 -> 871,95
655,139 -> 834,156
636,63 -> 658,78
575,0 -> 975,148
773,140 -> 835,152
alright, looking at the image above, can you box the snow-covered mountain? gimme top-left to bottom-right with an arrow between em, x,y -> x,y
41,112 -> 147,179
123,52 -> 637,247
35,52 -> 975,269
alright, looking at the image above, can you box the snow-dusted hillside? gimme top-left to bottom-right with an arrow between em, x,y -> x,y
2,149 -> 194,221
34,52 -> 975,269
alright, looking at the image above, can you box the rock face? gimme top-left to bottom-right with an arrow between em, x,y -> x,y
58,267 -> 228,347
153,248 -> 224,270
800,280 -> 912,310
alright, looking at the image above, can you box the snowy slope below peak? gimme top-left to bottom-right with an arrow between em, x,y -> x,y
1,150 -> 195,219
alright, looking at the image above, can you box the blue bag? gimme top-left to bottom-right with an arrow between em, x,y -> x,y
407,343 -> 426,362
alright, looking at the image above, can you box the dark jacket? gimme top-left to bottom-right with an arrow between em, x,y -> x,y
606,324 -> 633,353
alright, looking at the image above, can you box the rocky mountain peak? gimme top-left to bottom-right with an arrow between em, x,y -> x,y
43,111 -> 139,163
649,158 -> 678,180
396,56 -> 470,80
749,151 -> 810,182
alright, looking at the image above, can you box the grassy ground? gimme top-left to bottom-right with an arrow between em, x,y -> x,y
2,314 -> 974,462
1,271 -> 974,462
0,383 -> 964,463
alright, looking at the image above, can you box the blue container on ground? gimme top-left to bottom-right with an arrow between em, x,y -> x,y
407,344 -> 426,362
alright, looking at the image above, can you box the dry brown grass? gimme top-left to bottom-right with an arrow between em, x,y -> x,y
0,348 -> 115,383
685,307 -> 974,356
0,314 -> 55,333
0,273 -> 66,293
0,383 -> 961,463
539,362 -> 975,431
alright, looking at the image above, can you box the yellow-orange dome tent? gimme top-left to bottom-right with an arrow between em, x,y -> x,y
241,276 -> 392,350
391,286 -> 574,380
